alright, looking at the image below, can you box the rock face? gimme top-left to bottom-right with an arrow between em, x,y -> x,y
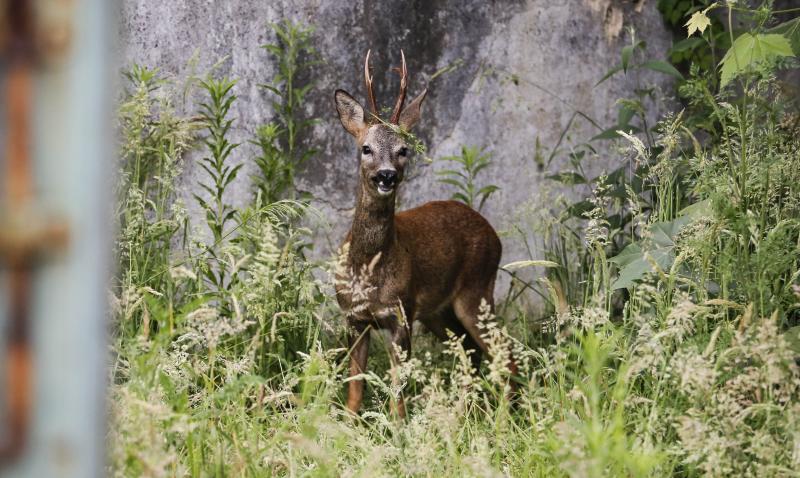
119,0 -> 674,271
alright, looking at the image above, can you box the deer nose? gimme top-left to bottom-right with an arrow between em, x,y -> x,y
374,169 -> 398,186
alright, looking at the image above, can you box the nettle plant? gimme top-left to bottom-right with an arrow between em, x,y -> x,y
607,2 -> 799,311
544,1 -> 799,310
252,20 -> 319,205
436,146 -> 500,212
196,77 -> 241,247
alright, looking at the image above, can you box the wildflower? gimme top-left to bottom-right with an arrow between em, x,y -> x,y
476,299 -> 514,389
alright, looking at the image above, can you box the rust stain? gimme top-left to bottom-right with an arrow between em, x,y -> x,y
6,63 -> 34,202
0,0 -> 70,465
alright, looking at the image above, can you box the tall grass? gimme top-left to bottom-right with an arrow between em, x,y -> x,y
110,9 -> 800,477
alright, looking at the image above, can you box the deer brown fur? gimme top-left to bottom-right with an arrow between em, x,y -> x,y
334,50 -> 517,417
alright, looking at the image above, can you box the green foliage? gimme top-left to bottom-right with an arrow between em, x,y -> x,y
112,36 -> 323,384
253,20 -> 319,205
194,77 -> 242,297
658,0 -> 729,75
600,2 -> 800,317
685,6 -> 713,37
719,32 -> 795,87
251,122 -> 283,203
196,77 -> 241,244
769,16 -> 800,55
436,146 -> 499,212
596,36 -> 684,89
115,64 -> 199,339
593,31 -> 682,146
538,5 -> 800,471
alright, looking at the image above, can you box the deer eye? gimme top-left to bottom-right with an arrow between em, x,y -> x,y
362,145 -> 372,155
398,147 -> 408,157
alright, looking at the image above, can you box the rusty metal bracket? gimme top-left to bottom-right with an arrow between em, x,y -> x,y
0,0 -> 71,465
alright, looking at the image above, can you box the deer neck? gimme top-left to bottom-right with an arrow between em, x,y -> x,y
349,182 -> 396,264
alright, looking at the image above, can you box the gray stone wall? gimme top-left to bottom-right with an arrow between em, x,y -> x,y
119,0 -> 675,275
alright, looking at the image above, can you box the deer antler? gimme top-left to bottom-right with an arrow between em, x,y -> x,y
364,49 -> 379,118
389,49 -> 408,124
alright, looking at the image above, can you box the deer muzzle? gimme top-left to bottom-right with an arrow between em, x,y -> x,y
372,169 -> 398,195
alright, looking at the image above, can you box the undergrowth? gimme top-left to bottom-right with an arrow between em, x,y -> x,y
110,7 -> 800,477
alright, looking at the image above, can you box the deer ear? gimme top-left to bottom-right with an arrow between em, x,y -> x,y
398,88 -> 427,131
335,89 -> 367,137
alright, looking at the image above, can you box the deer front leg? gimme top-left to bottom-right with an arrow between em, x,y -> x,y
388,321 -> 411,419
346,324 -> 370,415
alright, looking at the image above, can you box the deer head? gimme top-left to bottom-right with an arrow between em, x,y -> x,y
334,50 -> 427,199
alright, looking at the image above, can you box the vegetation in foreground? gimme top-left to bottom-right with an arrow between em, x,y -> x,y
110,5 -> 800,477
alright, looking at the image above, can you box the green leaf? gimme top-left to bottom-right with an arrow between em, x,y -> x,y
472,161 -> 491,176
678,198 -> 712,219
685,9 -> 711,37
608,243 -> 643,268
719,33 -> 795,88
608,214 -> 695,289
611,249 -> 674,290
671,36 -> 704,54
546,172 -> 587,185
768,18 -> 800,56
193,194 -> 210,210
476,185 -> 499,196
618,104 -> 636,128
639,60 -> 684,80
650,213 -> 695,245
595,64 -> 624,87
452,192 -> 471,205
621,40 -> 645,73
622,45 -> 634,73
567,200 -> 594,219
591,125 -> 641,142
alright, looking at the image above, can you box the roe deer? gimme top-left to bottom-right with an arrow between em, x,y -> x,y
334,50 -> 517,417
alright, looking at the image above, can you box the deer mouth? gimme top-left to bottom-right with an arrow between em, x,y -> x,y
372,172 -> 398,196
375,181 -> 395,195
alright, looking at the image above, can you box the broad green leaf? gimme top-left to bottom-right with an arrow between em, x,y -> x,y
609,214 -> 695,289
567,200 -> 594,219
671,36 -> 704,54
685,9 -> 711,37
612,249 -> 674,290
719,33 -> 795,88
640,60 -> 684,80
608,243 -> 642,268
768,17 -> 800,56
678,198 -> 712,219
649,215 -> 693,247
